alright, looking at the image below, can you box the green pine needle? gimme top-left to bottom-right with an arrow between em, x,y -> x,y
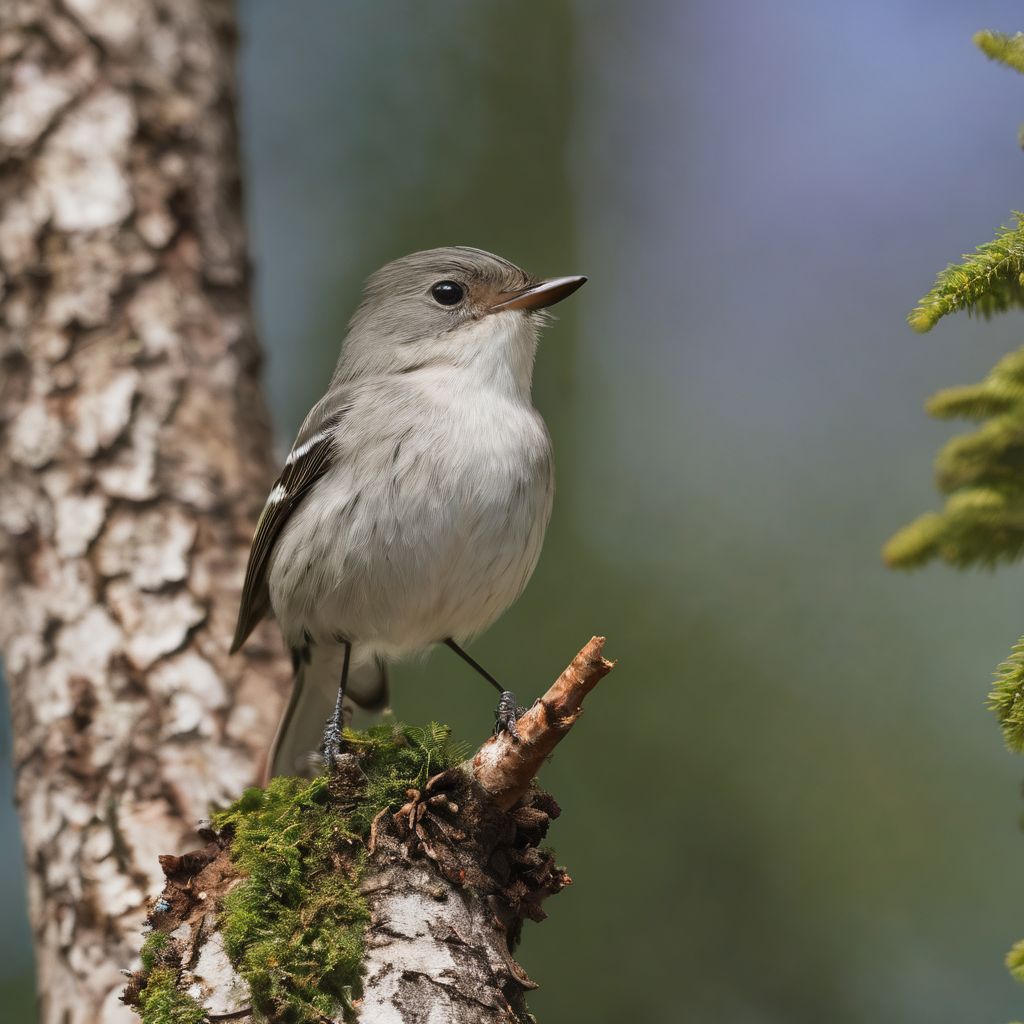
884,344 -> 1024,570
898,28 -> 1024,996
908,217 -> 1024,333
926,365 -> 1024,420
933,419 -> 1024,494
975,30 -> 1024,74
991,640 -> 1024,753
882,488 -> 1024,569
882,513 -> 946,569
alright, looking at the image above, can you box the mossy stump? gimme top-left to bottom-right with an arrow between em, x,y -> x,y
120,723 -> 569,1023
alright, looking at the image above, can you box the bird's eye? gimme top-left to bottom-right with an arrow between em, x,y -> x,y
430,281 -> 465,306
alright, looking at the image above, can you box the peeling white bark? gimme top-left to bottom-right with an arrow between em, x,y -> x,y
360,860 -> 536,1024
186,916 -> 252,1017
0,3 -> 291,1022
38,89 -> 136,232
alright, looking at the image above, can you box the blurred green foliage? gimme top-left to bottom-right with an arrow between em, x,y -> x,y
891,32 -> 1024,577
887,28 -> 1024,697
976,30 -> 1024,74
883,345 -> 1024,568
887,26 -> 1024,1005
0,976 -> 36,1024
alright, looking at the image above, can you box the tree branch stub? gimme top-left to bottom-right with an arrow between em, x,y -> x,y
472,636 -> 615,810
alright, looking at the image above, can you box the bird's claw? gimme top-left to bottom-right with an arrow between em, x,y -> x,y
494,690 -> 525,741
323,717 -> 344,767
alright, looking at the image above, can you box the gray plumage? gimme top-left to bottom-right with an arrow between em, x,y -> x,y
232,247 -> 584,777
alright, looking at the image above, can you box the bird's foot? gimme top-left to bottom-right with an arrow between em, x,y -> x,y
322,716 -> 344,768
493,690 -> 527,741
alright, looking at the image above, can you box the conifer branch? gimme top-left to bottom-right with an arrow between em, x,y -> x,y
974,30 -> 1024,75
907,217 -> 1024,333
883,346 -> 1024,569
990,640 -> 1024,753
883,491 -> 1024,569
891,26 -> 1024,995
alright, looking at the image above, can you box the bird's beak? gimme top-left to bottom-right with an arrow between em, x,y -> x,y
489,275 -> 587,312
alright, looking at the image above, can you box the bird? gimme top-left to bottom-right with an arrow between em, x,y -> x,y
230,246 -> 586,778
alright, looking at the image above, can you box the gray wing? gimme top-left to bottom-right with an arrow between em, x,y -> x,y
230,393 -> 351,653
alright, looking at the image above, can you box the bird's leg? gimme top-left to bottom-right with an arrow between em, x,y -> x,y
323,639 -> 352,766
444,638 -> 524,741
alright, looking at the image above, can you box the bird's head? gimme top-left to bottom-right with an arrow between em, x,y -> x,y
336,246 -> 586,397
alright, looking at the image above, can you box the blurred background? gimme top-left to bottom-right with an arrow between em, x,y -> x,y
5,0 -> 1024,1020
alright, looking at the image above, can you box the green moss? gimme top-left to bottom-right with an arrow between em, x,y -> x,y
210,722 -> 467,1024
133,932 -> 205,1024
140,931 -> 171,973
343,721 -> 469,834
136,968 -> 207,1024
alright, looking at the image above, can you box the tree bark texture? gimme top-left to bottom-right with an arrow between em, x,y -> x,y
122,640 -> 615,1023
360,639 -> 614,1022
0,3 -> 291,1022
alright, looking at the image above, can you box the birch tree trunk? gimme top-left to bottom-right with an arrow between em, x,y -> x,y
0,3 -> 291,1022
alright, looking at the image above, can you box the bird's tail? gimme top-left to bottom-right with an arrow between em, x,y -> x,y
269,643 -> 389,779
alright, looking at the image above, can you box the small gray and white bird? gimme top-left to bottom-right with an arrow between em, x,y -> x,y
231,246 -> 586,778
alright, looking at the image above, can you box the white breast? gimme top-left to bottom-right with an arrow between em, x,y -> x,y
268,367 -> 554,662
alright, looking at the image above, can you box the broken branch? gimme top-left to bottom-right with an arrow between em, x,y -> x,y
472,636 -> 615,810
